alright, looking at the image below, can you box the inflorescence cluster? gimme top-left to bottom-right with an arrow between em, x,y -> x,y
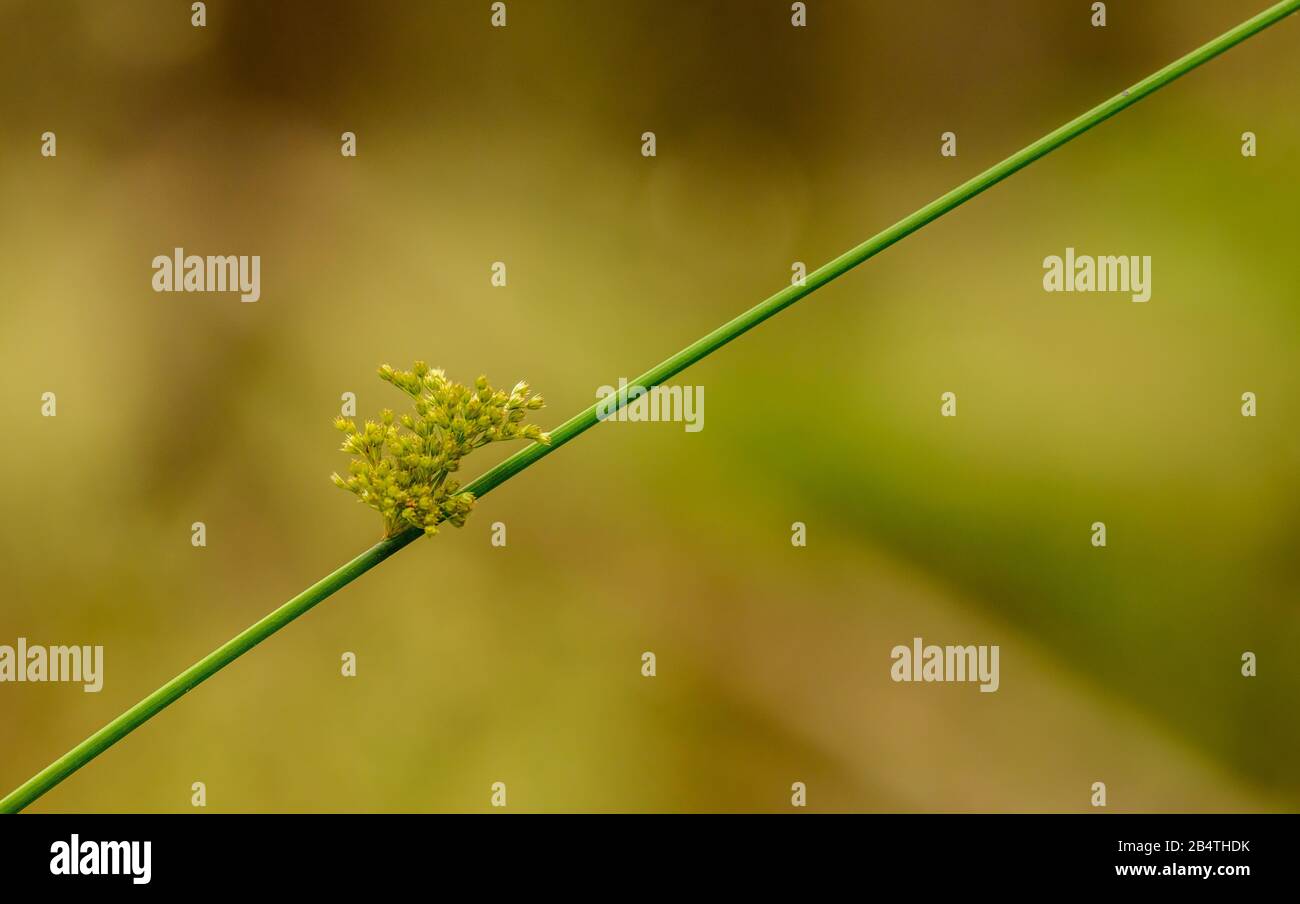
332,362 -> 549,537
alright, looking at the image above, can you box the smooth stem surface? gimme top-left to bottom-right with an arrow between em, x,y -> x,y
4,0 -> 1295,814
443,0 -> 1300,509
0,533 -> 420,813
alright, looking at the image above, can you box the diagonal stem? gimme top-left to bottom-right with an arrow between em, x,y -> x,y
4,0 -> 1296,814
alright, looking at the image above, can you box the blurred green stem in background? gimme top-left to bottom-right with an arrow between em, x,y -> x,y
3,0 -> 1296,814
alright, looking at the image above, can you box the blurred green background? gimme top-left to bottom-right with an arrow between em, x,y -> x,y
1,0 -> 1297,812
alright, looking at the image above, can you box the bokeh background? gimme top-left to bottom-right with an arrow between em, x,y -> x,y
1,0 -> 1297,812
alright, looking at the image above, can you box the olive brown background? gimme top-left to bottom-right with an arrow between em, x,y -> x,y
1,0 -> 1297,811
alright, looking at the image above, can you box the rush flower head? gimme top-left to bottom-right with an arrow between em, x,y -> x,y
331,363 -> 550,537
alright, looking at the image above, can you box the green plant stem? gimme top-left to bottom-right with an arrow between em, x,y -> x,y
3,0 -> 1295,814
